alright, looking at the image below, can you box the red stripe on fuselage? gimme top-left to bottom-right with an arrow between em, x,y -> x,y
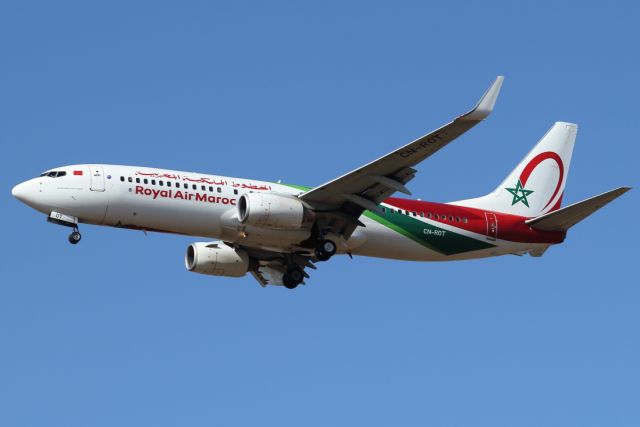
384,197 -> 565,244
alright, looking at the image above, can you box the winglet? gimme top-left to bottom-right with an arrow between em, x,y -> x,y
461,76 -> 504,121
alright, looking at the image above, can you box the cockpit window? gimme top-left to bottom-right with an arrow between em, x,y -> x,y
40,171 -> 67,178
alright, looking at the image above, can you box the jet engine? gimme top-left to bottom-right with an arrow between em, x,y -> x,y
237,193 -> 314,230
185,242 -> 250,277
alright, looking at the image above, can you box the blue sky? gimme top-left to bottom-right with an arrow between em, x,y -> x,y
1,1 -> 638,426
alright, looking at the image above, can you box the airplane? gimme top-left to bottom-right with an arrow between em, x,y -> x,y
11,76 -> 631,289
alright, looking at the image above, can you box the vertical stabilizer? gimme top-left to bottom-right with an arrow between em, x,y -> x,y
452,122 -> 577,217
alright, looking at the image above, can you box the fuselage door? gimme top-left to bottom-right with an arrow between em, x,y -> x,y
89,165 -> 106,192
485,212 -> 498,241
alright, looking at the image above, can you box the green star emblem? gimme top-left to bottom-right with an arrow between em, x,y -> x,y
505,180 -> 534,207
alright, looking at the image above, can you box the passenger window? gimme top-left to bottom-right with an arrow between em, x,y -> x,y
120,176 -> 124,182
217,187 -> 222,193
192,184 -> 196,190
234,189 -> 238,195
463,217 -> 468,223
405,210 -> 409,215
136,178 -> 140,183
419,212 -> 424,217
381,207 -> 386,213
201,185 -> 206,191
209,186 -> 213,192
144,179 -> 148,184
151,179 -> 156,185
412,212 -> 416,217
427,213 -> 432,219
167,181 -> 171,187
455,216 -> 460,222
159,181 -> 163,186
128,177 -> 132,183
449,215 -> 453,221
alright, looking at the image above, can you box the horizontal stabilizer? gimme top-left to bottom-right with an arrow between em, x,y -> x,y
525,187 -> 631,231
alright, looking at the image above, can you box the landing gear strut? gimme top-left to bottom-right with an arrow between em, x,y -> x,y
282,266 -> 304,289
315,239 -> 337,261
68,227 -> 82,245
48,212 -> 82,244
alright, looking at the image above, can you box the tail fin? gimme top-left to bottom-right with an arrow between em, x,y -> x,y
525,187 -> 631,231
453,122 -> 577,217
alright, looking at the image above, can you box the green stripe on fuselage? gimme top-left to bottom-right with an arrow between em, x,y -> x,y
280,183 -> 312,191
363,210 -> 495,255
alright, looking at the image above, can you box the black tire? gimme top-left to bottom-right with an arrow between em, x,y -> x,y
283,267 -> 304,289
68,231 -> 81,244
282,275 -> 297,289
315,239 -> 337,261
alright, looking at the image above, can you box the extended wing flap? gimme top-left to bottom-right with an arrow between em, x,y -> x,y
526,187 -> 631,231
246,250 -> 314,287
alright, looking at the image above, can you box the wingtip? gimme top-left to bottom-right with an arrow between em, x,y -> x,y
462,75 -> 504,121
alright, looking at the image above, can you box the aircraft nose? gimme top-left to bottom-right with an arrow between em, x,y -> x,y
12,182 -> 29,203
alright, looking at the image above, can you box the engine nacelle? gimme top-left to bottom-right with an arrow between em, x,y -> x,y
185,242 -> 250,277
237,193 -> 313,230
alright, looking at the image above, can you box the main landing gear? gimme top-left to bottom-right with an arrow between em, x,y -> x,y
68,227 -> 82,245
315,239 -> 337,262
282,265 -> 305,289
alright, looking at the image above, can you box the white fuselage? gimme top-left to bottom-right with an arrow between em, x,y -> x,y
12,164 -> 547,262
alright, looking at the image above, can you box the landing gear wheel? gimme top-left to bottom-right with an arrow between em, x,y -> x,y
315,239 -> 337,261
282,267 -> 304,289
68,230 -> 81,245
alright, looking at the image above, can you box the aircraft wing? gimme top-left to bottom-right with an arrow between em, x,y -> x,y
299,76 -> 504,236
301,76 -> 503,207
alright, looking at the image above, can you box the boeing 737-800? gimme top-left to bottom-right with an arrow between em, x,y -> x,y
11,77 -> 630,288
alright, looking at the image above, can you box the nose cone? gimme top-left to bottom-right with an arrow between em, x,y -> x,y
11,180 -> 46,213
12,182 -> 29,203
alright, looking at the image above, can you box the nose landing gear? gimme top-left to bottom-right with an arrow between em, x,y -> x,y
48,212 -> 82,245
68,227 -> 82,245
